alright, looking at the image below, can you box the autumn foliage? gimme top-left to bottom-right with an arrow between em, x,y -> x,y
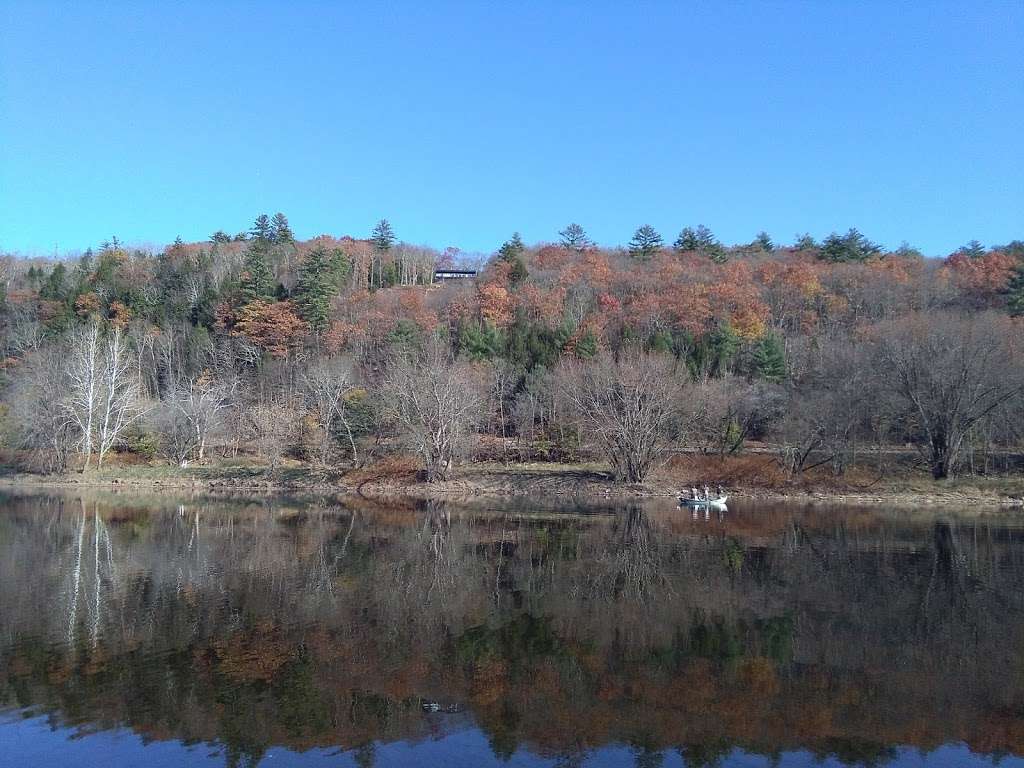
230,299 -> 307,358
1,215 -> 1022,481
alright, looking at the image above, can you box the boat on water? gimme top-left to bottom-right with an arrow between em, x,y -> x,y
679,486 -> 728,508
680,494 -> 728,508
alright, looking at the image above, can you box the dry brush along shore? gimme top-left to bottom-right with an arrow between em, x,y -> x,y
2,457 -> 1023,508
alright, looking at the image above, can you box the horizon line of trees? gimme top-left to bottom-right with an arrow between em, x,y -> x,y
2,213 -> 1023,484
11,214 -> 1020,266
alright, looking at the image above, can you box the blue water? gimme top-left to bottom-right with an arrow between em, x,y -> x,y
2,715 -> 1018,768
1,492 -> 1022,767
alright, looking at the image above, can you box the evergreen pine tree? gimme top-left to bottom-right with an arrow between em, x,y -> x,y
996,240 -> 1024,258
210,230 -> 231,244
628,225 -> 663,259
694,224 -> 717,251
270,213 -> 293,244
240,242 -> 275,302
819,228 -> 881,262
674,227 -> 699,252
251,214 -> 273,243
697,225 -> 726,263
369,219 -> 395,288
497,232 -> 525,262
458,320 -> 504,360
754,231 -> 774,252
575,329 -> 598,358
815,233 -> 847,264
686,324 -> 740,377
295,247 -> 335,334
558,223 -> 592,252
955,239 -> 986,258
708,324 -> 740,375
1006,262 -> 1024,317
508,257 -> 528,285
793,233 -> 818,251
40,263 -> 67,300
675,225 -> 725,262
498,233 -> 528,284
708,246 -> 728,264
753,333 -> 787,382
372,219 -> 395,252
329,248 -> 352,285
647,329 -> 674,355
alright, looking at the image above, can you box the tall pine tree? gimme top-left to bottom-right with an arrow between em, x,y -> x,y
675,225 -> 726,262
497,232 -> 528,284
295,246 -> 336,335
497,232 -> 525,261
240,242 -> 275,302
793,233 -> 818,251
754,231 -> 774,252
370,219 -> 395,288
250,214 -> 273,243
558,223 -> 592,252
819,228 -> 882,262
40,263 -> 68,300
628,225 -> 663,260
270,213 -> 294,244
1007,262 -> 1024,317
955,240 -> 986,258
753,333 -> 787,382
372,219 -> 395,251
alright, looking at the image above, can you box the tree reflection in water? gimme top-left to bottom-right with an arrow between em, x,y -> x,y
1,491 -> 1023,767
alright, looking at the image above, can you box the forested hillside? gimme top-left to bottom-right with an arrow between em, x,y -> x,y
1,215 -> 1022,485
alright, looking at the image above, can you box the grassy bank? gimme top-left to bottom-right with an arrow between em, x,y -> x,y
2,453 -> 1023,507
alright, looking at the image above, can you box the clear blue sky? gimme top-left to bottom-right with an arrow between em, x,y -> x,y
1,1 -> 1021,257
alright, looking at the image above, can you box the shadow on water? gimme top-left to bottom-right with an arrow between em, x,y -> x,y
1,489 -> 1023,767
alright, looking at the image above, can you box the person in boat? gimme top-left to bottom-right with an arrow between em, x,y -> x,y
716,486 -> 724,499
703,485 -> 710,501
691,487 -> 700,501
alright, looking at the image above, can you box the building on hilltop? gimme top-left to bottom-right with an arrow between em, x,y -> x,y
433,269 -> 477,282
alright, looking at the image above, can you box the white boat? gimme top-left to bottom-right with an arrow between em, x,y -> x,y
679,494 -> 728,508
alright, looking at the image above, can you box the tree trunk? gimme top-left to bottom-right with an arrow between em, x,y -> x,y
930,438 -> 951,480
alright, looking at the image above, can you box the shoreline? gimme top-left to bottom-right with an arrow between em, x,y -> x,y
1,463 -> 1023,508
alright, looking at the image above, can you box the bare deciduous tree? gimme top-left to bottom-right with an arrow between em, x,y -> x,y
152,374 -> 233,466
875,312 -> 1024,479
7,349 -> 75,472
247,398 -> 301,472
5,305 -> 45,355
302,357 -> 363,467
63,322 -> 103,469
512,367 -> 562,460
557,351 -> 685,483
486,359 -> 520,466
775,337 -> 877,476
382,338 -> 484,482
691,375 -> 783,457
63,322 -> 146,470
95,326 -> 145,468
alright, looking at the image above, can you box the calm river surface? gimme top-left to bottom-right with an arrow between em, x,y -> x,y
1,490 -> 1022,767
